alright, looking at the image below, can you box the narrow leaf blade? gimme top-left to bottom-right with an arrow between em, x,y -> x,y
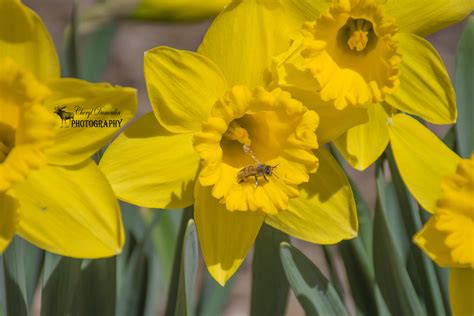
250,224 -> 289,316
455,16 -> 474,157
280,242 -> 348,316
3,238 -> 28,316
175,219 -> 199,316
41,253 -> 82,316
374,167 -> 426,316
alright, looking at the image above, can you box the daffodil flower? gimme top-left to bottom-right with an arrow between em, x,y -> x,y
0,0 -> 137,258
388,114 -> 473,316
132,0 -> 231,21
272,0 -> 473,170
100,0 -> 359,285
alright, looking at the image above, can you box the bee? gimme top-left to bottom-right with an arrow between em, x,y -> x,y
237,163 -> 279,188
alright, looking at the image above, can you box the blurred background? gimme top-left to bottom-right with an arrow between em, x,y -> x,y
21,1 -> 468,315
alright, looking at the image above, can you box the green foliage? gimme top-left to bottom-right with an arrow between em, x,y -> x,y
2,238 -> 29,316
174,220 -> 199,316
41,254 -> 82,316
280,242 -> 348,316
374,165 -> 427,316
251,224 -> 289,316
455,17 -> 474,157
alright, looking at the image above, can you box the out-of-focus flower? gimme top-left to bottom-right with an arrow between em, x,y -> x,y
273,0 -> 473,170
131,0 -> 231,21
77,0 -> 231,36
388,114 -> 473,316
0,0 -> 137,258
100,0 -> 359,285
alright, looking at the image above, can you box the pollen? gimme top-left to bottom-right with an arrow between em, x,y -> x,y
193,86 -> 319,214
0,58 -> 55,191
223,121 -> 251,146
347,30 -> 369,51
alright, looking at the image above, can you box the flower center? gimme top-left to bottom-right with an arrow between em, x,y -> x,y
194,86 -> 319,214
298,0 -> 401,108
343,18 -> 374,52
0,58 -> 55,191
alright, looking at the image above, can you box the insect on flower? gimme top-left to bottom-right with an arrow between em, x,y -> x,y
237,144 -> 279,187
237,163 -> 279,187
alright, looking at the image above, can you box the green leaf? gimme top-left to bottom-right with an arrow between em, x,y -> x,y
61,3 -> 79,78
2,238 -> 43,310
339,239 -> 390,316
196,271 -> 235,316
250,224 -> 289,316
174,219 -> 199,316
455,16 -> 474,157
71,258 -> 117,316
442,127 -> 457,150
117,209 -> 161,316
322,246 -> 343,299
0,256 -> 6,316
41,253 -> 82,316
164,207 -> 193,315
374,166 -> 426,316
280,242 -> 348,316
153,210 -> 181,287
2,238 -> 28,316
384,181 -> 410,263
80,22 -> 117,82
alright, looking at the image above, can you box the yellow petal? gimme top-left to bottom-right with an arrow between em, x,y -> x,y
43,78 -> 137,166
198,0 -> 327,87
0,0 -> 59,81
385,0 -> 473,36
449,268 -> 474,316
385,33 -> 456,124
388,114 -> 461,213
12,160 -> 125,258
144,46 -> 228,134
100,113 -> 200,209
280,88 -> 369,145
334,103 -> 391,170
131,0 -> 229,21
414,217 -> 459,267
415,209 -> 474,269
314,102 -> 368,145
195,183 -> 265,285
265,148 -> 358,244
0,191 -> 18,252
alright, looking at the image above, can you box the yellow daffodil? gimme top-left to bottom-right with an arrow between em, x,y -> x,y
272,0 -> 473,170
0,0 -> 137,258
100,0 -> 359,285
388,114 -> 473,316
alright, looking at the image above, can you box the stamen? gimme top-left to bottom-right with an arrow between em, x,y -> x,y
223,120 -> 251,146
348,30 -> 369,51
243,144 -> 261,164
